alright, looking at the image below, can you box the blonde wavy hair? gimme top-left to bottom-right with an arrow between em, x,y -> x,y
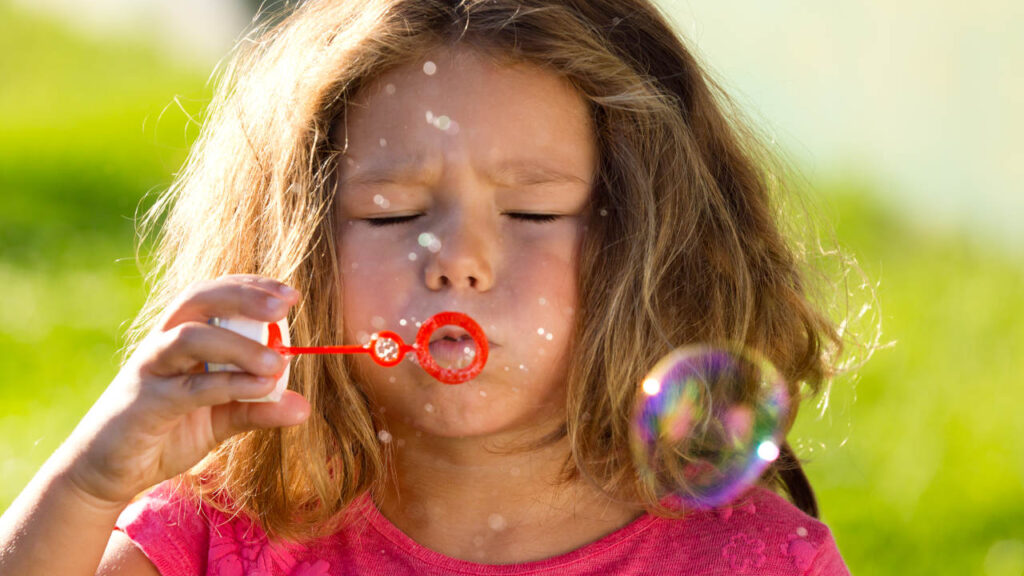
128,0 -> 853,542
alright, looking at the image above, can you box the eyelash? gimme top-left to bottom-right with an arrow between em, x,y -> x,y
364,213 -> 560,227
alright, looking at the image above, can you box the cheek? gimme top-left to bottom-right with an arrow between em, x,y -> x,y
505,233 -> 579,348
338,229 -> 414,341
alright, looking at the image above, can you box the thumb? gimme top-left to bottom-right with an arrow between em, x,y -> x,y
211,391 -> 311,442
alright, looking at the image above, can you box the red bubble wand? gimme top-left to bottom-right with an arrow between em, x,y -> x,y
265,311 -> 488,384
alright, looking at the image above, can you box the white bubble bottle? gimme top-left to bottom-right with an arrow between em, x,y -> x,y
206,317 -> 291,402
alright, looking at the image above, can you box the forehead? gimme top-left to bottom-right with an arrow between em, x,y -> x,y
336,46 -> 596,178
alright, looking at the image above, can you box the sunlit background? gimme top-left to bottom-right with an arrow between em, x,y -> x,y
1,1 -> 1022,574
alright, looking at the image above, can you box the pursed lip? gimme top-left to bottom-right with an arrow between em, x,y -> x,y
425,325 -> 499,348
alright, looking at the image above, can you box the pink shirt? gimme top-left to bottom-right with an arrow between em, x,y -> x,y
115,480 -> 850,575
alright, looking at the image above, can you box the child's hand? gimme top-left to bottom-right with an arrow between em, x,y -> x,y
58,275 -> 309,508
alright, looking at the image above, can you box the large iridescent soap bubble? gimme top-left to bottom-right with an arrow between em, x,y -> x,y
630,344 -> 791,509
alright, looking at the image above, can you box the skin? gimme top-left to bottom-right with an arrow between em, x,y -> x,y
336,46 -> 642,563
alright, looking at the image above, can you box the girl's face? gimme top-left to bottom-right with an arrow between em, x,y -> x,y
336,46 -> 596,439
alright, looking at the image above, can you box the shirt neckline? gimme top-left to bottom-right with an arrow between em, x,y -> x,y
355,494 -> 661,574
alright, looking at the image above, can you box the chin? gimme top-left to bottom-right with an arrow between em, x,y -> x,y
393,382 -> 561,441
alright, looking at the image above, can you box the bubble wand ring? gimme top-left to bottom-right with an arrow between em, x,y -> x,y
414,311 -> 489,384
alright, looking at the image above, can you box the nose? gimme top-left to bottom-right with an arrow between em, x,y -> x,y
423,210 -> 496,292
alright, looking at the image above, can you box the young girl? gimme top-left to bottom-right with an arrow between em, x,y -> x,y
0,0 -> 853,573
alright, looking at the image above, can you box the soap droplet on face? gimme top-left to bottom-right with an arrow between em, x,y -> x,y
538,297 -> 547,305
433,115 -> 451,131
408,252 -> 418,261
796,526 -> 808,538
487,514 -> 507,531
472,535 -> 485,547
545,333 -> 553,341
417,232 -> 442,253
399,319 -> 407,326
385,83 -> 396,95
379,138 -> 388,147
599,208 -> 608,217
356,331 -> 370,345
536,328 -> 545,336
378,430 -> 393,443
479,390 -> 487,397
424,403 -> 435,413
423,60 -> 437,75
371,316 -> 386,330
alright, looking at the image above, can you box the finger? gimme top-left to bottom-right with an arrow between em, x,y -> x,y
158,275 -> 301,332
145,321 -> 288,377
170,371 -> 283,408
210,391 -> 311,443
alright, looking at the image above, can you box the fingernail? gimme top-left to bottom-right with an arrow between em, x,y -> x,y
277,285 -> 300,299
262,350 -> 281,368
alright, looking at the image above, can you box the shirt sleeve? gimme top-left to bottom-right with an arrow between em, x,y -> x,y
114,480 -> 210,576
805,530 -> 851,576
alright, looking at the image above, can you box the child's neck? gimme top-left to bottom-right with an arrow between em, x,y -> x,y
373,430 -> 644,564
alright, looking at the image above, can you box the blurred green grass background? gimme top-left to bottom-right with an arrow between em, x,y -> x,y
2,4 -> 1023,575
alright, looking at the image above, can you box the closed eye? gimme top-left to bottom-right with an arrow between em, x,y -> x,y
364,214 -> 422,227
506,213 -> 561,223
365,213 -> 561,226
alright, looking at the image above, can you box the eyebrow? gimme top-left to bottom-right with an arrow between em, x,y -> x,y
341,157 -> 590,188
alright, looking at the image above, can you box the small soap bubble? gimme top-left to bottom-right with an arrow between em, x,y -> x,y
425,110 -> 434,123
599,208 -> 608,217
385,83 -> 396,95
630,345 -> 790,510
388,376 -> 396,384
545,333 -> 553,341
538,297 -> 547,305
379,138 -> 388,148
796,526 -> 808,538
377,430 -> 393,443
536,328 -> 545,336
371,316 -> 386,330
408,252 -> 418,261
356,331 -> 371,345
423,60 -> 437,75
424,403 -> 435,413
487,514 -> 507,531
479,390 -> 487,397
417,232 -> 442,253
399,319 -> 408,326
434,115 -> 451,130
